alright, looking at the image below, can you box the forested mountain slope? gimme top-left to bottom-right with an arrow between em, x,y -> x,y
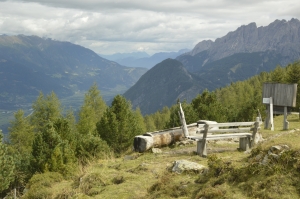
0,35 -> 147,109
123,59 -> 206,114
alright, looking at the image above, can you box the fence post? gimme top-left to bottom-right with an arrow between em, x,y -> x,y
198,123 -> 209,157
252,117 -> 260,147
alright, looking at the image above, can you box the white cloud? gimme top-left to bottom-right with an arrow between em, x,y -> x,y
0,0 -> 299,54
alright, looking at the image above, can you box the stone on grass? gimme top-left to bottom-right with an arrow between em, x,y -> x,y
171,159 -> 207,174
152,148 -> 162,153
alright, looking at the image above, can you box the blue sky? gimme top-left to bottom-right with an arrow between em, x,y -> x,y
0,0 -> 299,55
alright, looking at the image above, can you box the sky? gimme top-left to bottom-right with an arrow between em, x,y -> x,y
0,0 -> 299,55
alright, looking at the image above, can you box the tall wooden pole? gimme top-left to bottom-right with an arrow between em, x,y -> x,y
283,106 -> 289,130
179,103 -> 189,137
270,97 -> 274,131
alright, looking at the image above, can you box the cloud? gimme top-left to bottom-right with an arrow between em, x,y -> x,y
0,0 -> 299,54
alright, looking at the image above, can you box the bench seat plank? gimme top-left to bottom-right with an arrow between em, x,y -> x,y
206,122 -> 255,128
188,133 -> 252,141
198,128 -> 252,134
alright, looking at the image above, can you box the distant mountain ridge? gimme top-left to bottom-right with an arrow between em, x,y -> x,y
99,52 -> 150,61
183,18 -> 300,69
102,49 -> 190,69
0,35 -> 147,109
124,18 -> 300,114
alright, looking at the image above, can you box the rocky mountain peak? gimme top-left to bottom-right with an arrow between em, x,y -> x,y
189,18 -> 300,66
189,40 -> 213,56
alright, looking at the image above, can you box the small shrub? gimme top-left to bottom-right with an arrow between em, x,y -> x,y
22,172 -> 64,199
207,154 -> 233,177
196,186 -> 226,199
23,187 -> 53,199
112,176 -> 125,184
27,172 -> 64,188
79,172 -> 106,196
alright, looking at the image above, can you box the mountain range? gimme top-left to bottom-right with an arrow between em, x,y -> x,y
1,18 -> 300,117
0,35 -> 147,109
100,49 -> 190,69
124,18 -> 300,114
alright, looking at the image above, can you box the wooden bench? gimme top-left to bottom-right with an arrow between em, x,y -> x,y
186,118 -> 261,157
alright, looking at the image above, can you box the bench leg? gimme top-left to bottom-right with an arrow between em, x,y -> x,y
239,137 -> 250,151
197,140 -> 207,157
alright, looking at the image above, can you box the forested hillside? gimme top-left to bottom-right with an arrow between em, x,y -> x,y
0,61 -> 299,198
0,35 -> 147,109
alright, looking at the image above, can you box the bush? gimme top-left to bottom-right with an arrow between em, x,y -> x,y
23,172 -> 64,199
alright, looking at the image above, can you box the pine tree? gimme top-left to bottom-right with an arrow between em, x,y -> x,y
97,95 -> 143,154
77,83 -> 107,135
30,120 -> 77,175
8,110 -> 34,191
9,109 -> 34,156
144,115 -> 156,132
285,62 -> 300,108
0,132 -> 15,192
286,62 -> 300,84
134,107 -> 146,133
191,90 -> 227,122
270,65 -> 286,83
166,101 -> 197,129
31,92 -> 62,133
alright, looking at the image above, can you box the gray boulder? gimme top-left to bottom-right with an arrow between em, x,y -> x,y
171,160 -> 207,174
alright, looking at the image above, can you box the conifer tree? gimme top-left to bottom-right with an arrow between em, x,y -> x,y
134,107 -> 146,133
144,115 -> 156,132
286,62 -> 300,108
191,90 -> 227,122
31,92 -> 62,133
0,132 -> 15,192
8,110 -> 34,190
97,95 -> 143,154
30,120 -> 77,175
77,83 -> 107,135
286,62 -> 300,84
166,101 -> 197,129
270,65 -> 286,83
9,110 -> 34,156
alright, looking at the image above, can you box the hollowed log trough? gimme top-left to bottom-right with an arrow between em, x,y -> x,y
134,128 -> 183,153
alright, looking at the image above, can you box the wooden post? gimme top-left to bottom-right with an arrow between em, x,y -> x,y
257,109 -> 262,123
198,123 -> 209,157
14,188 -> 16,199
252,117 -> 260,147
179,103 -> 189,137
283,106 -> 289,130
264,105 -> 270,129
270,97 -> 274,131
239,137 -> 250,151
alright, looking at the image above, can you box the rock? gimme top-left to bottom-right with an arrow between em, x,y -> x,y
176,140 -> 195,146
259,144 -> 290,165
269,145 -> 289,154
152,148 -> 162,153
261,155 -> 269,165
171,160 -> 207,174
124,155 -> 134,161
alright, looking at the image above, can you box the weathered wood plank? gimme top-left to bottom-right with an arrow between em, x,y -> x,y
198,127 -> 252,134
188,133 -> 252,141
205,122 -> 255,127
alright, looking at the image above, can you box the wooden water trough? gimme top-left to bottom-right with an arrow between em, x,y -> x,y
133,103 -> 219,152
133,124 -> 196,153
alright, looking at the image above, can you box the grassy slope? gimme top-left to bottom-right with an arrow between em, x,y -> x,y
22,114 -> 300,199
